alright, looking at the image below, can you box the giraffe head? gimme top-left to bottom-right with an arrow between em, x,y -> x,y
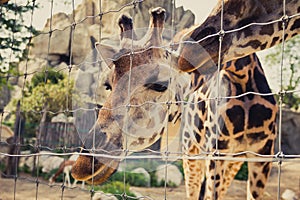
71,7 -> 190,184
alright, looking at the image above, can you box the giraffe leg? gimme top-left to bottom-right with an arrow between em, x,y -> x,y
247,161 -> 272,200
218,161 -> 244,199
183,158 -> 205,200
203,159 -> 243,200
204,159 -> 224,200
246,128 -> 275,200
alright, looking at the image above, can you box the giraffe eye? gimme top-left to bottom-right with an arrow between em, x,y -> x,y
144,81 -> 169,92
104,82 -> 112,90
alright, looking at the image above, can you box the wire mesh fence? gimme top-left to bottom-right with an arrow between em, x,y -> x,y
1,0 -> 300,199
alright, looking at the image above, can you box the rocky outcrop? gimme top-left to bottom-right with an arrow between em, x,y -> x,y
31,12 -> 72,64
30,0 -> 195,66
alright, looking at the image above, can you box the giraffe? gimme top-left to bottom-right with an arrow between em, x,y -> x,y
178,0 -> 300,73
71,7 -> 278,200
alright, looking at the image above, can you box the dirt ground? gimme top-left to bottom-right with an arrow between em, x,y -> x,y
0,162 -> 299,200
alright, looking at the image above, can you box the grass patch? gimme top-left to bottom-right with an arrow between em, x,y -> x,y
93,181 -> 136,200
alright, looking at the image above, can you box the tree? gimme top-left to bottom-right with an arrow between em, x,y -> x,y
8,69 -> 76,137
265,35 -> 300,110
0,1 -> 38,86
22,69 -> 75,123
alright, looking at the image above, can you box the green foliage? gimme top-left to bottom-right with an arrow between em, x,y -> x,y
30,70 -> 64,89
109,171 -> 149,187
149,171 -> 159,187
18,164 -> 32,174
0,2 -> 38,89
265,35 -> 300,109
234,162 -> 248,181
116,159 -> 184,187
22,70 -> 74,121
156,179 -> 177,188
93,181 -> 136,200
10,69 -> 76,136
0,161 -> 6,172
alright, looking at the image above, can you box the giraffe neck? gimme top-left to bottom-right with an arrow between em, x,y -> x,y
178,0 -> 300,72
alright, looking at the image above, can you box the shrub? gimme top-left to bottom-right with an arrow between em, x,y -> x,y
235,162 -> 248,181
109,171 -> 148,187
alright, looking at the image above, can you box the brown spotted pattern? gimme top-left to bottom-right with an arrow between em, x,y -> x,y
178,0 -> 300,73
72,6 -> 278,200
181,53 -> 277,200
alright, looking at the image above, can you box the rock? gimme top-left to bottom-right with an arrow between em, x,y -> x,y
19,152 -> 63,173
131,167 -> 151,187
68,116 -> 75,124
92,192 -> 118,200
51,113 -> 68,123
41,156 -> 64,173
72,23 -> 92,64
19,151 -> 52,171
155,164 -> 183,187
31,12 -> 71,59
130,191 -> 143,199
74,0 -> 98,26
75,70 -> 94,95
54,62 -> 69,72
282,189 -> 297,200
88,24 -> 102,42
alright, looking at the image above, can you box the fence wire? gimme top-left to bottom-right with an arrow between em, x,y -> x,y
1,0 -> 300,200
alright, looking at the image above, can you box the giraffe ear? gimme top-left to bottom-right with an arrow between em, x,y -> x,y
95,43 -> 119,68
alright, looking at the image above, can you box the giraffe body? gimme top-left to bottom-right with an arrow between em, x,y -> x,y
72,6 -> 277,200
181,53 -> 277,199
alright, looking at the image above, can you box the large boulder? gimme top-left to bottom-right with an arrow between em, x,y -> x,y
72,23 -> 92,64
155,164 -> 183,187
131,167 -> 151,187
19,151 -> 62,172
41,156 -> 64,173
31,12 -> 71,60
